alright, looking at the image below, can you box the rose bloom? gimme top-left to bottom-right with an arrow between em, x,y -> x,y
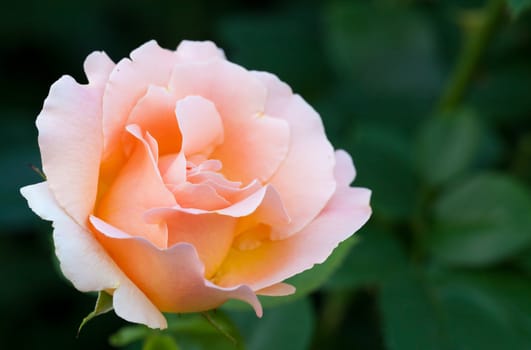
21,40 -> 371,328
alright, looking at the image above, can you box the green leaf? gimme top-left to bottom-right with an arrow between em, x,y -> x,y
109,325 -> 150,347
143,334 -> 180,350
516,250 -> 531,275
325,228 -> 408,290
508,0 -> 531,17
379,270 -> 452,350
78,290 -> 113,334
348,124 -> 419,220
417,109 -> 482,185
323,2 -> 443,128
111,312 -> 243,350
379,268 -> 531,350
427,173 -> 531,266
166,312 -> 243,350
227,298 -> 315,350
433,270 -> 531,349
470,64 -> 531,123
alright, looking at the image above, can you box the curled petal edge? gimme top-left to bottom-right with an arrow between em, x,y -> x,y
90,215 -> 263,317
21,182 -> 167,329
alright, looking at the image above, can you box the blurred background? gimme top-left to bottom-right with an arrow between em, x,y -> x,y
1,0 -> 530,349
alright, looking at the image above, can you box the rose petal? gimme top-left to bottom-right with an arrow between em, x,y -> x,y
187,170 -> 242,193
37,74 -> 105,224
145,184 -> 287,223
113,277 -> 168,329
159,152 -> 187,185
176,95 -> 224,156
256,283 -> 296,296
213,186 -> 372,291
170,60 -> 265,121
251,71 -> 292,114
102,40 -> 177,158
211,113 -> 290,184
165,211 -> 236,278
90,216 -> 262,316
175,40 -> 225,62
169,60 -> 290,184
83,51 -> 115,87
254,72 -> 337,238
96,124 -> 176,248
20,182 -> 167,329
334,150 -> 357,187
169,182 -> 230,211
238,184 -> 291,237
128,85 -> 182,155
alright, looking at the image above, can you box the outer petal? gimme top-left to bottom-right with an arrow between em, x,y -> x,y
254,71 -> 336,238
213,186 -> 372,291
37,73 -> 107,224
20,182 -> 167,329
84,51 -> 115,87
170,60 -> 265,121
169,60 -> 290,184
256,283 -> 296,297
90,216 -> 262,316
175,40 -> 225,62
96,125 -> 176,248
334,150 -> 357,187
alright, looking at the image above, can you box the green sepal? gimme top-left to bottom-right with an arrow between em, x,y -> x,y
78,290 -> 113,335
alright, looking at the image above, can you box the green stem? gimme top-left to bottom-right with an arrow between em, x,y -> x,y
200,312 -> 237,346
437,0 -> 506,113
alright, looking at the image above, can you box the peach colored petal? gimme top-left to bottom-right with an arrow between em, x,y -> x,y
211,113 -> 290,184
334,150 -> 357,187
176,96 -> 224,156
251,71 -> 292,114
113,277 -> 168,329
169,182 -> 230,210
145,184 -> 287,221
175,40 -> 225,62
242,184 -> 291,233
169,60 -> 265,120
20,182 -> 167,329
96,125 -> 176,248
213,186 -> 372,291
165,211 -> 236,278
102,40 -> 177,158
195,159 -> 223,172
128,85 -> 182,155
90,216 -> 262,316
169,60 -> 290,184
159,152 -> 187,185
83,51 -> 115,87
254,72 -> 337,239
37,75 -> 105,224
205,179 -> 261,206
187,170 -> 242,193
256,283 -> 296,296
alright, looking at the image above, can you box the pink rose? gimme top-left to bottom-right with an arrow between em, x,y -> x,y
21,40 -> 371,328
